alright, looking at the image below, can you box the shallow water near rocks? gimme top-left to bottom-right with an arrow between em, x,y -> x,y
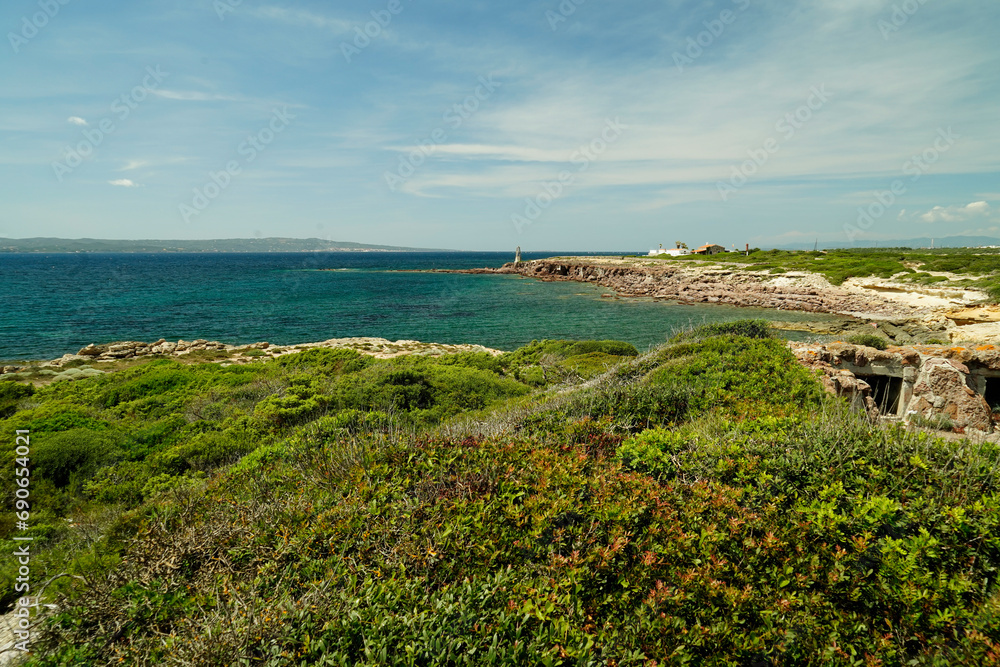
0,252 -> 845,360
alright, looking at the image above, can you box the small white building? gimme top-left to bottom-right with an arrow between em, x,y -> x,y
648,243 -> 690,257
648,248 -> 690,257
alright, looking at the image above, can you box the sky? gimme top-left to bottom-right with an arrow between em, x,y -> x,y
1,0 -> 998,251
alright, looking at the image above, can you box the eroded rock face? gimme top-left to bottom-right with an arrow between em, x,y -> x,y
791,342 -> 998,432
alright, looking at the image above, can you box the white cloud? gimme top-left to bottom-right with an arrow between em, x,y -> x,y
108,179 -> 140,187
118,160 -> 149,171
67,116 -> 87,126
918,201 -> 994,223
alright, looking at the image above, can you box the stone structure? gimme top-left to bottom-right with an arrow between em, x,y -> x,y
792,342 -> 1000,433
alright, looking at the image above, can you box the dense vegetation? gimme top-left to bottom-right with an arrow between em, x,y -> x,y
3,324 -> 999,665
668,247 -> 1000,302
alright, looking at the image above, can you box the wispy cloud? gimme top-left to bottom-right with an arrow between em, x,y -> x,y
108,179 -> 140,187
150,90 -> 245,102
118,160 -> 149,171
391,144 -> 571,163
67,116 -> 87,126
917,201 -> 995,224
250,6 -> 351,32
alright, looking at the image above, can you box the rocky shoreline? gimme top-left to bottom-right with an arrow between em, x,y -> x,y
450,257 -> 998,345
0,337 -> 503,382
5,331 -> 1000,441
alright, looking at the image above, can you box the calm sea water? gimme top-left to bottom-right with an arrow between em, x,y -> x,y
0,252 -> 841,360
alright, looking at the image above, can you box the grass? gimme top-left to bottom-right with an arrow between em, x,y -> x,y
4,322 -> 1000,665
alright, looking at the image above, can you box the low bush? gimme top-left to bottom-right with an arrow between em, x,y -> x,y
0,380 -> 33,418
909,413 -> 955,431
847,332 -> 890,350
31,428 -> 124,489
671,318 -> 774,342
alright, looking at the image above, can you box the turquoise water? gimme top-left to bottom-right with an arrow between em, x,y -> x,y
0,252 -> 841,360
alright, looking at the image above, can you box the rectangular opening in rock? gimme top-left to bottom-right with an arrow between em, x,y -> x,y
984,377 -> 1000,414
859,374 -> 902,415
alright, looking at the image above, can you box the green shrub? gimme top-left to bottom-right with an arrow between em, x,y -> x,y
558,352 -> 626,379
616,426 -> 702,478
273,347 -> 372,375
909,413 -> 954,431
847,332 -> 890,350
0,381 -> 33,418
645,336 -> 824,416
299,410 -> 395,443
96,362 -> 199,407
227,442 -> 291,476
671,318 -> 774,342
501,339 -> 638,371
140,471 -> 207,499
436,351 -> 504,374
566,380 -> 694,430
31,428 -> 124,488
561,340 -> 639,357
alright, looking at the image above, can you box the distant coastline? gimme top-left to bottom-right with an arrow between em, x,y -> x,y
0,237 -> 450,253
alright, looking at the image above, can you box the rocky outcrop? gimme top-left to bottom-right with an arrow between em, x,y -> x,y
489,260 -> 918,317
20,337 -> 502,371
446,258 -> 991,343
791,342 -> 998,433
74,338 -> 231,360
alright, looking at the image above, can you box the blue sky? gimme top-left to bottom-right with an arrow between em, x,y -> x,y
1,0 -> 998,251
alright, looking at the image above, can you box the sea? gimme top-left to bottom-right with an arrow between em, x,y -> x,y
0,252 -> 843,361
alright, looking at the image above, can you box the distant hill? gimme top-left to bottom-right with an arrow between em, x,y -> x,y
777,236 -> 1000,251
0,237 -> 449,253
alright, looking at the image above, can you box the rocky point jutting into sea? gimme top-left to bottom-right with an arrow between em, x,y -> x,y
459,256 -> 1000,345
